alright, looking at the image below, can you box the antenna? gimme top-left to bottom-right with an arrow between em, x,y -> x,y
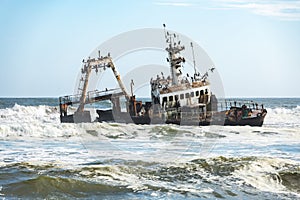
163,24 -> 173,48
190,42 -> 197,76
163,24 -> 167,39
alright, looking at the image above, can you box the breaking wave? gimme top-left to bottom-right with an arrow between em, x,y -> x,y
0,104 -> 300,138
1,157 -> 299,199
263,105 -> 300,128
0,104 -> 80,138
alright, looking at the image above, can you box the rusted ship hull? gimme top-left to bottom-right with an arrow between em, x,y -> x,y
95,107 -> 267,127
224,114 -> 266,127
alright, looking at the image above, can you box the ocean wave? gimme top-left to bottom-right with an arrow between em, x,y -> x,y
271,105 -> 300,114
0,104 -> 80,138
264,106 -> 300,127
1,157 -> 299,199
233,157 -> 300,195
2,175 -> 131,199
0,104 -> 299,140
0,103 -> 59,123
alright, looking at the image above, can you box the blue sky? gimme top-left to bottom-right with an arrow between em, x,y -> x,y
0,0 -> 300,97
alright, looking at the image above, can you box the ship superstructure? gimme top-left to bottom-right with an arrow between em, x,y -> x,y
149,24 -> 217,125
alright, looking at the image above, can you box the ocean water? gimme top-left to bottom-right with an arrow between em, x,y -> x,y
0,98 -> 299,199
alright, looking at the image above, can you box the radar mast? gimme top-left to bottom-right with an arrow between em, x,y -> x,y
163,24 -> 185,85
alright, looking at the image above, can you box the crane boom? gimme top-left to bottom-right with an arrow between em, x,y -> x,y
76,53 -> 130,113
108,61 -> 130,101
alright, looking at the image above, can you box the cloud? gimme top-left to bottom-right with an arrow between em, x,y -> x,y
154,1 -> 193,7
154,0 -> 200,7
213,0 -> 300,20
154,0 -> 300,20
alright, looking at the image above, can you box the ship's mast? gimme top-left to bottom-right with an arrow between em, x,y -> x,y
190,42 -> 197,76
163,24 -> 185,85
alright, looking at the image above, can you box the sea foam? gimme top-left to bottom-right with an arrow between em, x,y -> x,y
0,104 -> 79,138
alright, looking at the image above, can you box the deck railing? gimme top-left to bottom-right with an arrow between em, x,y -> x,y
217,99 -> 264,111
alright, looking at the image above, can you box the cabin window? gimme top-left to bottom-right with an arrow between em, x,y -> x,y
180,94 -> 184,99
185,93 -> 190,98
169,96 -> 173,102
191,92 -> 194,97
163,97 -> 167,103
205,89 -> 208,94
175,95 -> 179,101
196,91 -> 199,96
200,90 -> 204,95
